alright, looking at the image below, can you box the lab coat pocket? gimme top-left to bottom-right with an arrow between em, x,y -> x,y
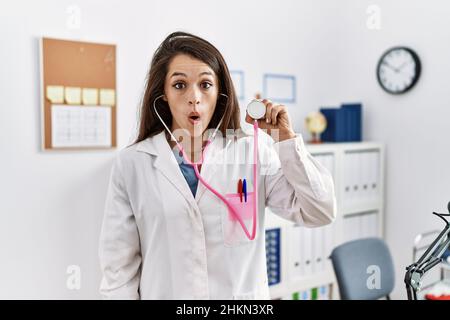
221,192 -> 257,247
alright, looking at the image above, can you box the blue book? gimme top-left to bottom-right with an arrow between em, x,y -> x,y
338,107 -> 352,142
319,108 -> 337,142
320,108 -> 349,142
342,103 -> 362,141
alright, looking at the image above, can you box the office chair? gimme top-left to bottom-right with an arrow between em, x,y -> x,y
330,237 -> 395,300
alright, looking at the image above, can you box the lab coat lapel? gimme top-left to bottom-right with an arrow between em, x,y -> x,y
195,136 -> 225,203
137,132 -> 196,207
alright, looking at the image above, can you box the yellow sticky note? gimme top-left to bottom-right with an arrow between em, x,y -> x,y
99,89 -> 116,106
65,87 -> 82,105
82,88 -> 98,105
46,86 -> 64,103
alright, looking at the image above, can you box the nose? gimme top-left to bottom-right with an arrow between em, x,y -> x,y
188,86 -> 201,106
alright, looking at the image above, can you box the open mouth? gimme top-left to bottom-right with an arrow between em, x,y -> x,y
188,113 -> 201,124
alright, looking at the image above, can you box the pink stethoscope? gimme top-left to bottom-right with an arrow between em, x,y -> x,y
153,94 -> 266,240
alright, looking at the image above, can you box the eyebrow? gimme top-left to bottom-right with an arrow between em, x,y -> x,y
170,71 -> 213,78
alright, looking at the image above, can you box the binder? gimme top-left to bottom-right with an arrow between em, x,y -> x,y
343,152 -> 353,204
319,108 -> 335,142
359,212 -> 379,238
328,154 -> 335,179
312,227 -> 325,273
300,289 -> 311,300
265,228 -> 281,285
349,152 -> 360,204
372,152 -> 380,199
292,290 -> 311,300
343,215 -> 360,242
290,225 -> 302,279
321,103 -> 363,142
354,214 -> 363,240
321,154 -> 333,179
361,152 -> 371,202
368,212 -> 379,237
318,285 -> 330,300
320,108 -> 348,142
359,212 -> 371,238
367,151 -> 379,201
353,152 -> 362,203
311,287 -> 319,300
341,103 -> 362,141
323,223 -> 334,260
302,227 -> 313,276
343,217 -> 351,243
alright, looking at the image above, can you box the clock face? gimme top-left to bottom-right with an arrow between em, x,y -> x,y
377,47 -> 421,94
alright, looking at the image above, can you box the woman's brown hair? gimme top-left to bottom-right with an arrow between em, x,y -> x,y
133,31 -> 241,144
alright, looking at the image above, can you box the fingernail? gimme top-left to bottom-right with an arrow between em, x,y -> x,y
266,118 -> 269,123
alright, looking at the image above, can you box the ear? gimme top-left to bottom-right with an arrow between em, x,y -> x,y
162,94 -> 167,102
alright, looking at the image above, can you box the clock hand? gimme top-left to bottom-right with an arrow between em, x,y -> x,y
382,61 -> 399,73
397,61 -> 410,71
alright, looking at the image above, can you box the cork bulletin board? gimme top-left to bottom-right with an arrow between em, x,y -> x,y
40,37 -> 117,150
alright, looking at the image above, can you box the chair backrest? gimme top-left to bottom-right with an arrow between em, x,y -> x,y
330,237 -> 395,300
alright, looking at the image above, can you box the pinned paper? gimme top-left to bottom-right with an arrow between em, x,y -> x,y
46,86 -> 64,103
51,105 -> 112,147
82,88 -> 99,105
99,89 -> 116,106
65,87 -> 82,105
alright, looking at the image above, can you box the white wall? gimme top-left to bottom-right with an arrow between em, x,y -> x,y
1,0 -> 449,299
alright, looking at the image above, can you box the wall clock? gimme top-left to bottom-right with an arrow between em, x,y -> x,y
377,47 -> 421,94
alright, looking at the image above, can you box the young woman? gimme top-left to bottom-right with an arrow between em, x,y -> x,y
99,31 -> 336,299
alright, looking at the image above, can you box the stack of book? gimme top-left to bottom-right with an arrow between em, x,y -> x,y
320,103 -> 362,142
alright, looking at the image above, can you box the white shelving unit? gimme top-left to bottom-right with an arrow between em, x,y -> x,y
265,141 -> 385,300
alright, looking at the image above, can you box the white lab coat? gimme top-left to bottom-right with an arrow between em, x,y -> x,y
98,129 -> 337,300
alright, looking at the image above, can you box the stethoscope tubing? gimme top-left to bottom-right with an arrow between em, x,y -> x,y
153,94 -> 258,240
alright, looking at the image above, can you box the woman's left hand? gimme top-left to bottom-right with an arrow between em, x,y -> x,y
245,99 -> 296,142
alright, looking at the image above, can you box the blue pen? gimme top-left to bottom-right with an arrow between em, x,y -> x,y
242,179 -> 247,202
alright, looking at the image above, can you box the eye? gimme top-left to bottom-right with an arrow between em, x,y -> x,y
173,82 -> 186,90
201,82 -> 213,89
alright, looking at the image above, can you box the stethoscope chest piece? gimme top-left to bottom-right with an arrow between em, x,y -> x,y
247,99 -> 266,120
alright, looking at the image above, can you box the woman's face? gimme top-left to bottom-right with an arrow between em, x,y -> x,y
163,54 -> 219,139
